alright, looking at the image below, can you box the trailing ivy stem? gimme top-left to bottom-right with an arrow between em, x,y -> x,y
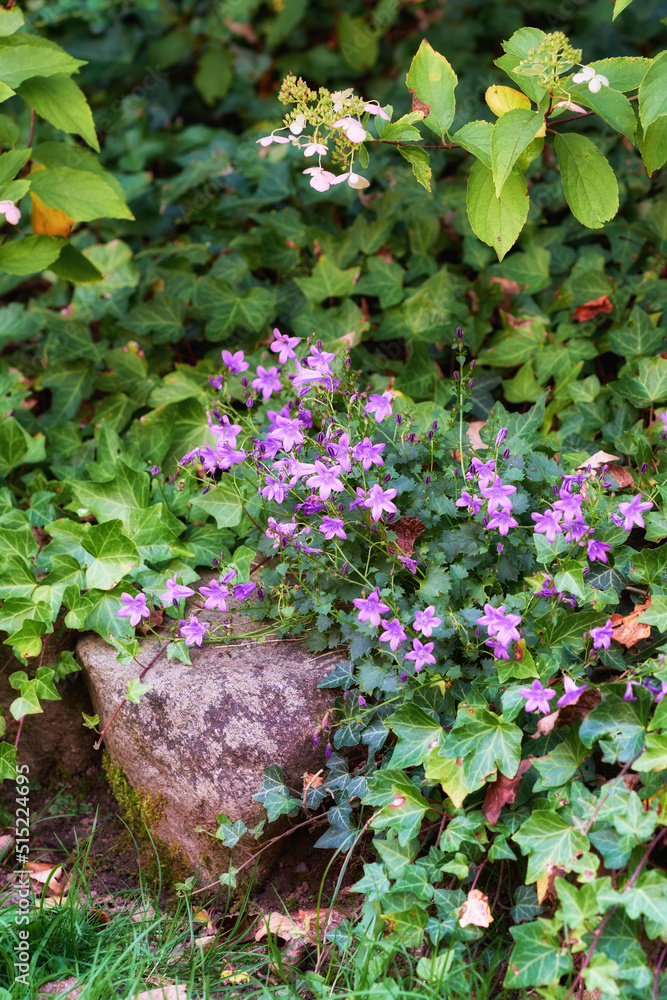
94,644 -> 167,750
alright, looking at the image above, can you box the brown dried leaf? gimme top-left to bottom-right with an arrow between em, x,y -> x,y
531,710 -> 559,738
255,907 -> 345,944
575,451 -> 620,474
572,295 -> 613,321
536,862 -> 565,904
501,310 -> 535,329
224,18 -> 259,43
0,833 -> 14,854
26,862 -> 69,898
557,688 -> 601,726
489,276 -> 523,310
610,599 -> 651,648
386,516 -> 426,557
459,888 -> 493,928
482,760 -> 533,826
466,421 -> 488,451
408,90 -> 431,117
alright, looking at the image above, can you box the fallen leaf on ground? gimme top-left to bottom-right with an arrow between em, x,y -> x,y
536,863 -> 566,904
572,295 -> 613,321
558,688 -> 601,726
575,451 -> 619,475
133,986 -> 188,1000
501,310 -> 536,329
490,276 -> 523,310
459,889 -> 493,928
483,760 -> 533,826
255,907 -> 345,944
386,516 -> 426,557
221,968 -> 250,985
532,710 -> 559,738
26,862 -> 69,898
611,599 -> 651,648
131,901 -> 156,923
466,421 -> 488,451
0,833 -> 14,854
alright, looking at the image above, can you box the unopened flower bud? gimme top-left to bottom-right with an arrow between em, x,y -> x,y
408,433 -> 416,443
358,695 -> 366,707
454,469 -> 459,477
475,628 -> 481,637
456,327 -> 464,340
317,432 -> 324,445
313,729 -> 320,746
396,413 -> 402,425
341,561 -> 349,575
400,672 -> 408,682
470,359 -> 476,370
428,430 -> 434,440
495,427 -> 508,447
345,356 -> 351,369
151,465 -> 159,476
288,400 -> 294,411
384,473 -> 391,483
257,587 -> 264,599
482,516 -> 489,527
432,420 -> 438,430
325,743 -> 332,759
339,503 -> 344,512
317,339 -> 322,350
454,371 -> 460,382
425,475 -> 431,486
497,543 -> 503,553
241,377 -> 248,388
343,689 -> 349,699
468,380 -> 474,389
503,447 -> 510,460
246,399 -> 253,408
212,557 -> 219,567
641,462 -> 648,474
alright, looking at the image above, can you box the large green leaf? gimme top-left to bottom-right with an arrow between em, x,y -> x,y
17,74 -> 98,151
505,920 -> 573,987
579,687 -> 650,764
0,34 -> 86,88
440,707 -> 522,790
294,256 -> 357,304
613,356 -> 667,407
608,306 -> 663,357
385,704 -> 441,768
554,133 -> 619,230
638,114 -> 667,177
405,39 -> 457,140
194,278 -> 274,339
68,460 -> 149,529
124,293 -> 186,344
466,161 -> 528,261
30,166 -> 132,222
0,236 -> 64,276
513,811 -> 589,883
190,481 -> 243,529
638,51 -> 667,130
451,120 -> 492,167
81,520 -> 141,590
491,109 -> 542,196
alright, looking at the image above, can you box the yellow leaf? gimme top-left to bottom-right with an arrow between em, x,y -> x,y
221,970 -> 250,985
30,164 -> 74,237
485,85 -> 531,117
459,888 -> 493,928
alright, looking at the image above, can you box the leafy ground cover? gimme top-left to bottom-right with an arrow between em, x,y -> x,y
1,0 -> 667,996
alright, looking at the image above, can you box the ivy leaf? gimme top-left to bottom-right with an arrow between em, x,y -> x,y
0,741 -> 17,780
424,751 -> 470,808
294,256 -> 357,304
579,686 -> 650,764
609,306 -> 663,358
373,836 -> 419,877
124,293 -> 186,344
385,704 -> 441,768
505,919 -> 574,987
620,871 -> 667,927
554,134 -> 619,230
252,764 -> 301,822
190,482 -> 243,529
215,813 -> 248,849
126,678 -> 151,704
440,707 -> 522,791
613,357 -> 667,407
4,619 -> 48,661
9,678 -> 44,718
491,109 -> 542,197
466,161 -> 528,262
547,610 -> 609,649
81,520 -> 141,591
513,811 -> 589,884
194,278 -> 274,339
69,460 -> 149,528
405,39 -> 457,140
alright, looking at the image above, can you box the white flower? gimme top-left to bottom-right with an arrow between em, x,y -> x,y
0,200 -> 20,225
364,102 -> 390,121
331,88 -> 354,113
572,65 -> 609,94
332,116 -> 367,144
333,171 -> 370,190
303,166 -> 338,192
256,134 -> 291,147
553,99 -> 587,114
303,141 -> 328,157
289,113 -> 306,135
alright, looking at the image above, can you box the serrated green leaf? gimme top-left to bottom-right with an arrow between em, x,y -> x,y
17,74 -> 98,151
513,811 -> 589,883
639,51 -> 667,130
466,160 -> 528,262
491,109 -> 542,197
0,34 -> 86,88
0,235 -> 64,276
81,520 -> 140,590
451,120 -> 492,167
406,39 -> 457,140
505,919 -> 573,987
554,133 -> 619,230
397,145 -> 431,191
613,356 -> 667,407
440,707 -> 522,791
30,166 -> 133,222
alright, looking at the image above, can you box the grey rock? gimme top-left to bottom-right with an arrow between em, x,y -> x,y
77,594 -> 341,883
